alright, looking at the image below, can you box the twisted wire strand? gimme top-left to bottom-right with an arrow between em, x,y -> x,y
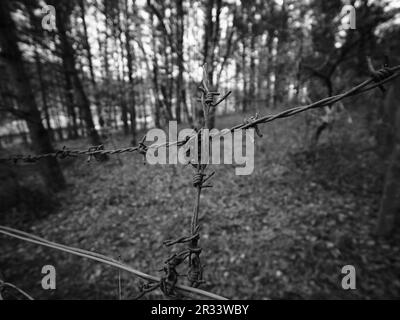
0,226 -> 227,300
1,65 -> 399,164
158,65 -> 217,297
238,66 -> 400,131
0,226 -> 120,263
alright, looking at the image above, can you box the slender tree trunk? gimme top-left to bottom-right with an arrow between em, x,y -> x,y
103,9 -> 112,128
377,77 -> 400,236
265,33 -> 274,108
79,0 -> 104,128
249,33 -> 256,110
202,0 -> 221,128
58,66 -> 78,139
161,32 -> 173,121
175,0 -> 185,123
377,144 -> 400,236
125,27 -> 137,143
150,13 -> 162,127
272,3 -> 288,108
54,2 -> 103,147
117,65 -> 129,135
241,37 -> 248,113
116,12 -> 129,135
234,60 -> 241,112
53,107 -> 65,141
124,0 -> 137,144
0,0 -> 66,191
34,49 -> 53,141
52,71 -> 69,140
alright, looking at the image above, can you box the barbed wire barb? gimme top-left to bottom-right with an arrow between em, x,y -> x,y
1,64 -> 398,165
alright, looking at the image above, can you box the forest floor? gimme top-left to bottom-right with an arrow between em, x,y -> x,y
1,109 -> 400,300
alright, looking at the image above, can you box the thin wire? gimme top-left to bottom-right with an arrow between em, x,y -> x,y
0,226 -> 120,263
0,227 -> 228,300
0,281 -> 34,300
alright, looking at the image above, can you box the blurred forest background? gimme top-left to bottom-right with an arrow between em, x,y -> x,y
1,0 -> 400,299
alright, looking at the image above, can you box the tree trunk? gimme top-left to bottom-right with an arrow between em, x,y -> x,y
34,49 -> 53,141
54,2 -> 103,147
377,144 -> 400,236
124,0 -> 137,144
79,0 -> 104,129
161,31 -> 173,121
118,67 -> 129,135
249,33 -> 256,111
202,0 -> 221,128
241,37 -> 248,113
377,76 -> 400,236
150,13 -> 162,127
116,13 -> 130,135
265,33 -> 274,108
175,0 -> 185,123
59,65 -> 78,139
0,0 -> 66,191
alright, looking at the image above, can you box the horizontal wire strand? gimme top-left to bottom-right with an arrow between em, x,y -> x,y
1,65 -> 399,164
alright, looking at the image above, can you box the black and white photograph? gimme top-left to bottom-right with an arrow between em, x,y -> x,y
0,0 -> 400,307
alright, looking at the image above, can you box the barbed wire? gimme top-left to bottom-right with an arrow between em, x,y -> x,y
1,64 -> 398,165
0,61 -> 399,300
154,64 -> 226,298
